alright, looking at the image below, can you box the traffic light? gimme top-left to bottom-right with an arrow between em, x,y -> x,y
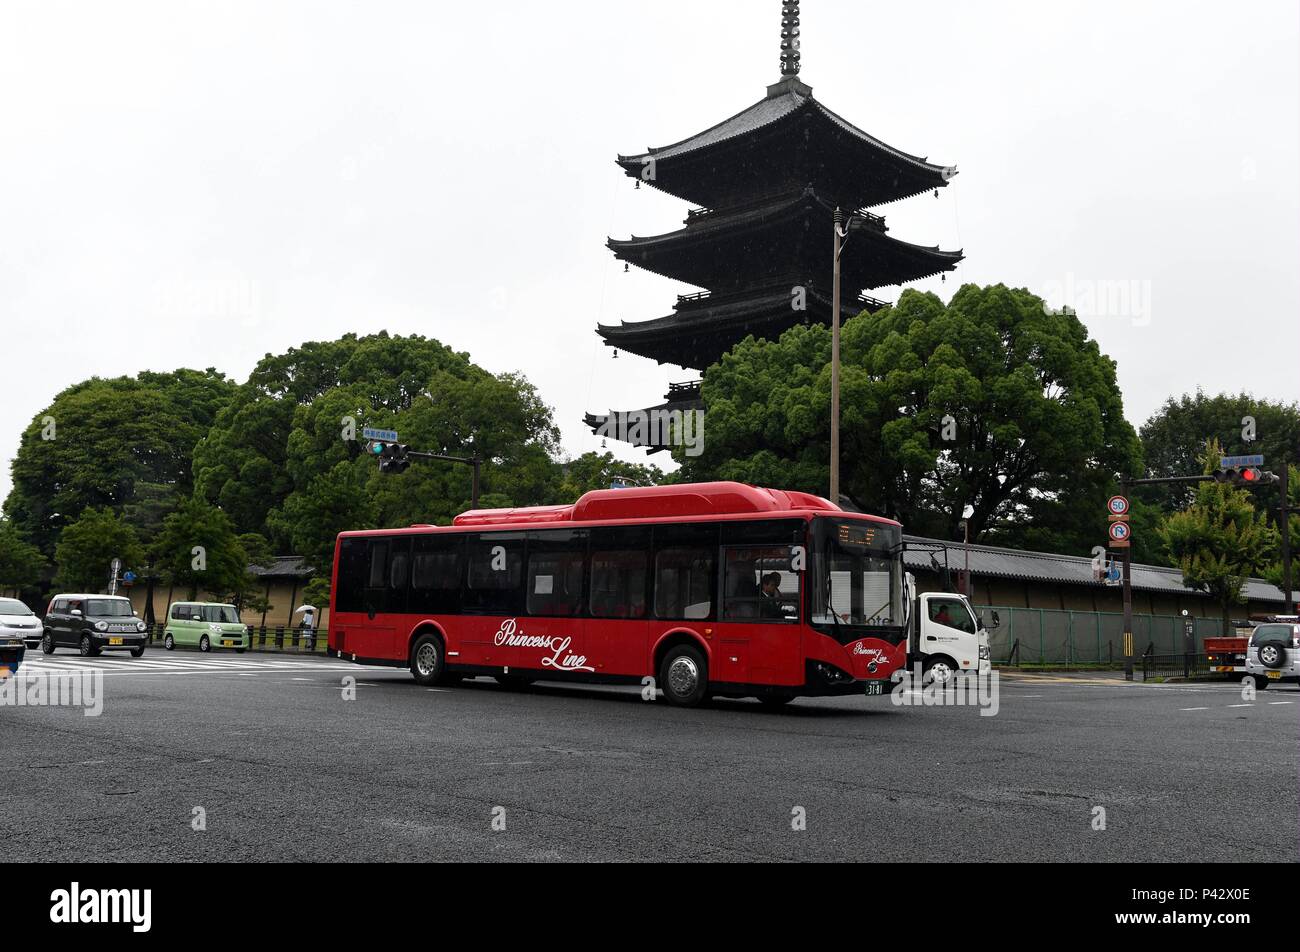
374,442 -> 410,474
1214,466 -> 1279,488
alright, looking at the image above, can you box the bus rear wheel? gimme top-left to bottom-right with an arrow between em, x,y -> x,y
659,644 -> 709,707
410,633 -> 445,686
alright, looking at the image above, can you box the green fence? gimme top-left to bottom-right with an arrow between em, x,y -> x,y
985,606 -> 1225,665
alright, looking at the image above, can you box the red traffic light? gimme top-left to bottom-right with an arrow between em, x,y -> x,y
1241,467 -> 1258,482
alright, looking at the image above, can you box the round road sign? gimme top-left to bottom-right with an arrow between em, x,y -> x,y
1107,495 -> 1130,516
1108,521 -> 1131,542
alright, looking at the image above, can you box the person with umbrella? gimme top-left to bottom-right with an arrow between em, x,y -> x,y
295,604 -> 317,651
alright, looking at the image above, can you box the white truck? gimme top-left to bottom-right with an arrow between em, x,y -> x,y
902,572 -> 995,682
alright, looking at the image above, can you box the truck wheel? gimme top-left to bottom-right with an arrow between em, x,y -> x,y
659,643 -> 709,707
410,633 -> 445,686
924,657 -> 958,684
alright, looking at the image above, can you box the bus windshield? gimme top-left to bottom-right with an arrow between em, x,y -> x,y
810,517 -> 903,638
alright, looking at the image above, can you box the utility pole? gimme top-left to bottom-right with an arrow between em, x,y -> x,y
829,207 -> 843,505
1122,544 -> 1133,681
1280,459 -> 1293,614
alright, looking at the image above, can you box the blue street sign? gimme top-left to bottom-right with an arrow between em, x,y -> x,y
362,427 -> 399,443
123,571 -> 137,583
1220,454 -> 1264,468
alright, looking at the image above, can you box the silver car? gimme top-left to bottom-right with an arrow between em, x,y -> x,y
0,597 -> 42,649
1244,622 -> 1300,689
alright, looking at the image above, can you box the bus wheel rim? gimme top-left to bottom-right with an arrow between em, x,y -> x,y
416,642 -> 438,676
668,656 -> 699,696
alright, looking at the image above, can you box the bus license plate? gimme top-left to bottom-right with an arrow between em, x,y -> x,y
108,637 -> 123,646
864,681 -> 885,696
1267,671 -> 1281,679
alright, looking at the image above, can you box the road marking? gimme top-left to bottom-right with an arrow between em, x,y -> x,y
1180,707 -> 1209,711
1226,703 -> 1252,708
1268,701 -> 1294,705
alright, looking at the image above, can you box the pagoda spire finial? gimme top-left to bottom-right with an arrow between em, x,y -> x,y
780,1 -> 801,77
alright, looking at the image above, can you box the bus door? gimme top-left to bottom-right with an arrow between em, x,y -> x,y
585,526 -> 651,677
462,533 -> 526,669
719,542 -> 802,685
520,530 -> 594,676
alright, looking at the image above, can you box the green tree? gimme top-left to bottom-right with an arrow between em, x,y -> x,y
196,331 -> 562,565
52,508 -> 144,593
1138,391 -> 1299,511
1159,440 -> 1279,633
1263,465 -> 1300,596
678,284 -> 1142,550
554,452 -> 664,500
150,496 -> 250,600
0,520 -> 47,593
4,368 -> 237,553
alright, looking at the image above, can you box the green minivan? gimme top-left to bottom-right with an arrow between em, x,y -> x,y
164,602 -> 248,653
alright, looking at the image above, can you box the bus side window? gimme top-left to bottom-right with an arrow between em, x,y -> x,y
334,538 -> 370,614
387,537 -> 411,614
652,523 -> 718,621
463,533 -> 525,615
409,534 -> 464,615
589,525 -> 651,619
364,539 -> 390,615
526,529 -> 587,617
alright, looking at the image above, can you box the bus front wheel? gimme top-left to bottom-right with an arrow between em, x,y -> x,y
659,644 -> 709,708
410,633 -> 445,686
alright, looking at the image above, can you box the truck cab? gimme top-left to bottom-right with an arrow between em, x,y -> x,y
903,574 -> 995,682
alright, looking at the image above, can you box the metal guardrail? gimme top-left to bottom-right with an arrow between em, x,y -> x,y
142,623 -> 324,654
1141,652 -> 1216,681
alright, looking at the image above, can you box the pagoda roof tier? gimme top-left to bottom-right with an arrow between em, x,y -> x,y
608,186 -> 962,293
585,381 -> 705,454
616,77 -> 957,210
597,283 -> 889,370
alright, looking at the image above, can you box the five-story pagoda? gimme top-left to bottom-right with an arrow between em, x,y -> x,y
587,1 -> 962,452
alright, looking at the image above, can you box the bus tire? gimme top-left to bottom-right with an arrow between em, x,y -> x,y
410,633 -> 445,686
659,643 -> 709,707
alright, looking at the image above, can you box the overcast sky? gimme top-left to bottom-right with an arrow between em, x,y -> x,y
2,0 -> 1298,506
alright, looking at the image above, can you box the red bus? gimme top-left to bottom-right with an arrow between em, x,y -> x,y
327,481 -> 907,707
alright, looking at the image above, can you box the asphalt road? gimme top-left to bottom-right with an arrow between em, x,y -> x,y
1,652 -> 1296,862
